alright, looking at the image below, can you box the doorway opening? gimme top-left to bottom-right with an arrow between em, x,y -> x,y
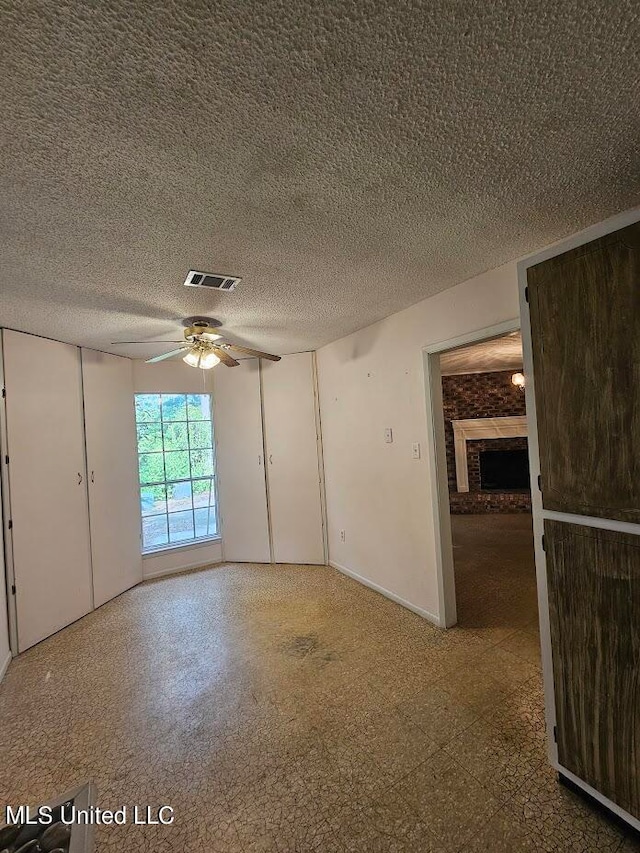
424,322 -> 539,648
439,330 -> 538,639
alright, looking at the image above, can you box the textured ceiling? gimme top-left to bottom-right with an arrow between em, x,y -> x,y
440,332 -> 522,376
1,1 -> 639,359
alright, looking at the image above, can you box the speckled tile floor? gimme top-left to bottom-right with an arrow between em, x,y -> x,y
1,514 -> 638,851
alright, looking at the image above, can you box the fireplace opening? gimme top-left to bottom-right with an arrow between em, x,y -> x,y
479,448 -> 530,491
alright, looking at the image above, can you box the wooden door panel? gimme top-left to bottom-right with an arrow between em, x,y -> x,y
528,222 -> 640,522
545,519 -> 640,816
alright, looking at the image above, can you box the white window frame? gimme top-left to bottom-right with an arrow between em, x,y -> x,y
135,392 -> 220,554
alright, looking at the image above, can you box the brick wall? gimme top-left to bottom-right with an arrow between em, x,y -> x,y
441,370 -> 531,514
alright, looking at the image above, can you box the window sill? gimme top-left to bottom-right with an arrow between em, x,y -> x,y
142,535 -> 221,558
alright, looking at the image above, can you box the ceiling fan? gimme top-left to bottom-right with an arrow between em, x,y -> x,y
112,319 -> 281,369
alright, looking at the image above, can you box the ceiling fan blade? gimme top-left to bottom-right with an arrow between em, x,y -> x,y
211,346 -> 239,367
145,347 -> 190,364
224,344 -> 281,361
111,340 -> 185,344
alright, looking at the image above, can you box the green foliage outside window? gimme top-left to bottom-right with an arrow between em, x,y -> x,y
135,394 -> 218,549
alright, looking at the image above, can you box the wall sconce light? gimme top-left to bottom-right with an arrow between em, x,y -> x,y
511,372 -> 525,390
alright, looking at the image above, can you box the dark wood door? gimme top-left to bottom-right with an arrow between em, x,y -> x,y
527,222 -> 640,523
544,519 -> 640,816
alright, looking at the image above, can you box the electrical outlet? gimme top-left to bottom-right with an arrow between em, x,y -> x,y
384,427 -> 393,443
412,442 -> 421,459
340,529 -> 346,542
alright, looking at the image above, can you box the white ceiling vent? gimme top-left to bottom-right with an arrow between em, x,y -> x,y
183,270 -> 241,291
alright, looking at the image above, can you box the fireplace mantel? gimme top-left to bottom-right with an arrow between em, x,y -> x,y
452,416 -> 528,492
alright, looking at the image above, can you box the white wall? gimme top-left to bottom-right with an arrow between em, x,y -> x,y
132,359 -> 216,395
142,538 -> 223,579
316,262 -> 519,624
133,360 -> 223,578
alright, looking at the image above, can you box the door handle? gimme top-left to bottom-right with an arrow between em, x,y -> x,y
78,472 -> 83,485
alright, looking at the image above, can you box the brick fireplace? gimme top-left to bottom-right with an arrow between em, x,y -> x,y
442,370 -> 531,514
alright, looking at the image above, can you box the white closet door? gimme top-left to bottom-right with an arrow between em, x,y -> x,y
3,330 -> 93,651
214,359 -> 270,562
262,352 -> 325,564
82,349 -> 142,607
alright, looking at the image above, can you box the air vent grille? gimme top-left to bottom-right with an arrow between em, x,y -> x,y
184,270 -> 241,291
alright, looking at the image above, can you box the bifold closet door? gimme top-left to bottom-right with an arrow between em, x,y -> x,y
527,220 -> 640,820
81,349 -> 142,607
261,352 -> 324,565
214,359 -> 271,562
2,330 -> 92,651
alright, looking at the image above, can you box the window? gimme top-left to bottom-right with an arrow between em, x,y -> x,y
135,393 -> 219,552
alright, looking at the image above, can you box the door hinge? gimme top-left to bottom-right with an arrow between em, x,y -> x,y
542,534 -> 547,552
11,585 -> 16,596
1,387 -> 5,398
7,519 -> 12,530
524,286 -> 529,303
4,455 -> 8,465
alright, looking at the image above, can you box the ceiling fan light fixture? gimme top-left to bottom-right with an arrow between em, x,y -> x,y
126,319 -> 280,367
184,325 -> 222,342
199,350 -> 221,369
183,348 -> 202,368
183,346 -> 221,370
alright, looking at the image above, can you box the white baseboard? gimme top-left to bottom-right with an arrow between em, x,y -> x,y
0,650 -> 12,682
143,560 -> 222,581
329,560 -> 443,627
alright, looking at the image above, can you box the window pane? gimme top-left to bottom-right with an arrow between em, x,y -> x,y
164,451 -> 190,481
167,481 -> 193,513
168,511 -> 195,543
161,394 -> 187,422
190,449 -> 214,478
187,394 -> 211,421
136,394 -> 162,423
139,452 -> 165,485
142,515 -> 168,549
192,478 -> 213,507
188,421 -> 213,449
195,507 -> 217,538
141,485 -> 167,516
163,422 -> 189,451
135,393 -> 217,553
137,422 -> 163,452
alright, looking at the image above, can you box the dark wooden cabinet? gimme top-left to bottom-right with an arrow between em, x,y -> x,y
528,222 -> 640,523
544,519 -> 640,816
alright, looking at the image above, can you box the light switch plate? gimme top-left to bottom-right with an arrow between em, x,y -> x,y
412,442 -> 421,459
384,428 -> 393,443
